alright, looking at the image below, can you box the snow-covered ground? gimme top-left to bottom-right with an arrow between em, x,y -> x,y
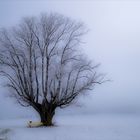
0,114 -> 140,140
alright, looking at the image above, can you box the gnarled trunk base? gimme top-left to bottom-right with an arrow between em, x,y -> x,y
33,102 -> 56,126
40,116 -> 53,126
39,112 -> 55,126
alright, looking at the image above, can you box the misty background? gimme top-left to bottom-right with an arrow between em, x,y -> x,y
0,0 -> 140,119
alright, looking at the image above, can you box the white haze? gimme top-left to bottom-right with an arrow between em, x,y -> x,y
0,0 -> 140,119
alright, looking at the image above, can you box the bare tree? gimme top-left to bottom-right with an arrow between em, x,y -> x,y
0,13 -> 105,126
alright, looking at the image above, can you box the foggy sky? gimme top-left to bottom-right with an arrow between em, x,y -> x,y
0,0 -> 140,118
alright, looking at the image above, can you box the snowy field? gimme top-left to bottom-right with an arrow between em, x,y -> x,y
0,114 -> 140,140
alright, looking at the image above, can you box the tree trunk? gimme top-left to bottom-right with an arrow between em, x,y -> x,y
32,102 -> 56,126
40,111 -> 54,126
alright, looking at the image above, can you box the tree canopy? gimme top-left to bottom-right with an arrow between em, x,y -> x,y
0,13 -> 105,126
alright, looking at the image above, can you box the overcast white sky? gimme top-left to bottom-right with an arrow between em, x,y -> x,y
0,0 -> 140,118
